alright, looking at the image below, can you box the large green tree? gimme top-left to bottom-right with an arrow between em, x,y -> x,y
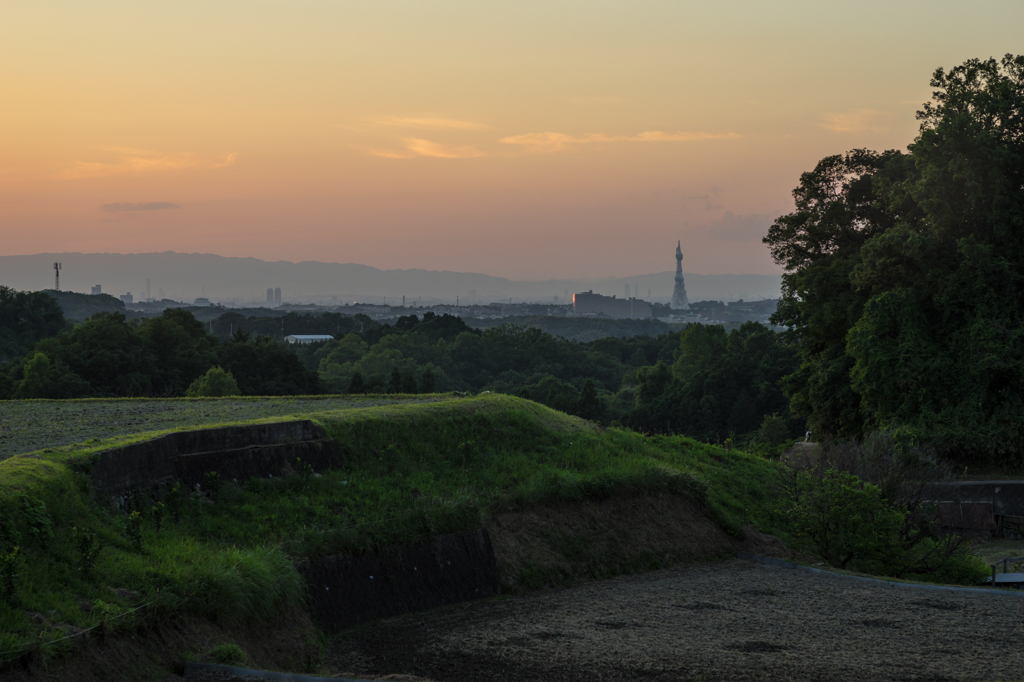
766,54 -> 1024,464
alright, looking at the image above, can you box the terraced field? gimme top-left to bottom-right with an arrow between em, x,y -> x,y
0,395 -> 447,460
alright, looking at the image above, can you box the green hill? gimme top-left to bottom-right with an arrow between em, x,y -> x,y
0,394 -> 783,676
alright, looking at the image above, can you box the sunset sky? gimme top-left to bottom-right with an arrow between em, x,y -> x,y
2,1 -> 1020,279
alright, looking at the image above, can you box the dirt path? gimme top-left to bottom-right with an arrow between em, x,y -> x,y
327,558 -> 1024,682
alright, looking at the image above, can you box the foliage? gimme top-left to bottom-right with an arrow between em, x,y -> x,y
186,367 -> 240,398
0,287 -> 67,366
43,290 -> 127,323
150,502 -> 165,532
764,54 -> 1024,465
628,322 -> 801,443
420,369 -> 436,393
19,495 -> 54,549
779,431 -> 991,581
73,527 -> 102,579
125,511 -> 144,553
778,469 -> 904,572
210,643 -> 247,665
753,414 -> 792,449
205,472 -> 223,499
466,315 -> 677,342
1,307 -> 320,399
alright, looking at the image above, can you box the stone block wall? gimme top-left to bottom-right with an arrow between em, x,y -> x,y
91,420 -> 342,497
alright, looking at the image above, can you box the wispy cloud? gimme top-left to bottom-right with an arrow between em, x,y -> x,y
818,109 -> 890,133
57,148 -> 236,179
499,130 -> 740,154
370,116 -> 490,131
362,138 -> 485,159
100,202 -> 180,212
404,138 -> 484,158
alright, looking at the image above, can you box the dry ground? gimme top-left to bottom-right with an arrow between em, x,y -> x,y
327,558 -> 1024,682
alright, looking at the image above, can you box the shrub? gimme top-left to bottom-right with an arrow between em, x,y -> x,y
778,469 -> 904,573
73,527 -> 102,579
20,495 -> 54,549
125,511 -> 144,553
186,367 -> 240,398
753,413 -> 791,449
204,472 -> 222,499
210,643 -> 247,665
151,502 -> 165,532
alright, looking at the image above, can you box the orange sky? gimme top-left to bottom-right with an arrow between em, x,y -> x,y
2,1 -> 1020,279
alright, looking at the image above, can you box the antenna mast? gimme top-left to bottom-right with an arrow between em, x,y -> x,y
53,262 -> 62,291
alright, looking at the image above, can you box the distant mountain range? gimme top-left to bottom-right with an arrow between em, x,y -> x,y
0,252 -> 782,305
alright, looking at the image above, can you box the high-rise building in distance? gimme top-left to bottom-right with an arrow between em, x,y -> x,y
671,241 -> 690,310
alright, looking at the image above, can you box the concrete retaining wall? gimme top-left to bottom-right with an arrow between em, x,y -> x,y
306,528 -> 501,633
91,420 -> 342,496
927,482 -> 1024,518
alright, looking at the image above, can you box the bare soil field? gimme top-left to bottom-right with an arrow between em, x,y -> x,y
327,558 -> 1024,682
0,395 -> 446,460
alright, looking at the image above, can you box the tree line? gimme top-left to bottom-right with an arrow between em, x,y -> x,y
0,291 -> 803,446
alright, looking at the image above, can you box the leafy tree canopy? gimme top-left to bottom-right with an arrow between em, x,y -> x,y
765,54 -> 1024,464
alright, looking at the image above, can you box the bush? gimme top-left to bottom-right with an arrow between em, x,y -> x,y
20,495 -> 54,549
73,527 -> 102,579
125,511 -> 144,553
753,413 -> 791,449
186,366 -> 240,397
210,643 -> 247,665
778,469 -> 904,573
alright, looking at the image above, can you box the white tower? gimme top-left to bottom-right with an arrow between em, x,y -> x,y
671,241 -> 689,310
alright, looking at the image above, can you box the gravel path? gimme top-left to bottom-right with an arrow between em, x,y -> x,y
328,558 -> 1024,682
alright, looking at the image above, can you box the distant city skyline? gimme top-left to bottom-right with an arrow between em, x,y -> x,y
0,251 -> 783,305
2,2 -> 1019,278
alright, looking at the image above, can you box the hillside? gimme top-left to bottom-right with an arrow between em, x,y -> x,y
0,394 -> 784,679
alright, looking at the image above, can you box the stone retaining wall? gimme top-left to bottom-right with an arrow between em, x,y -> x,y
91,420 -> 343,496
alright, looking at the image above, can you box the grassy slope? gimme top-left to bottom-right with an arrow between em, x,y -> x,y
0,394 -> 783,664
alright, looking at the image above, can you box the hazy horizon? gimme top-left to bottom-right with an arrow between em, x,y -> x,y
4,2 -> 1020,280
0,251 -> 784,304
